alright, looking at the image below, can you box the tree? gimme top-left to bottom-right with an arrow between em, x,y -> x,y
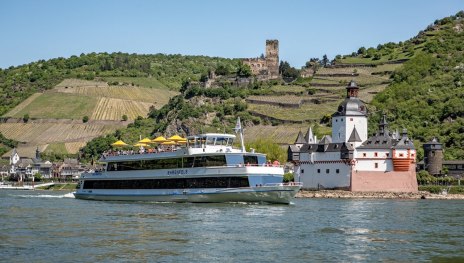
357,47 -> 366,55
23,114 -> 29,123
322,54 -> 329,67
82,116 -> 89,123
246,138 -> 287,163
122,115 -> 128,121
237,61 -> 252,77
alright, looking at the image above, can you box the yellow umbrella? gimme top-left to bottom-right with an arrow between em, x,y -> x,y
177,139 -> 187,144
111,140 -> 128,147
161,141 -> 176,145
139,137 -> 152,144
133,143 -> 148,147
168,135 -> 185,142
152,136 -> 167,143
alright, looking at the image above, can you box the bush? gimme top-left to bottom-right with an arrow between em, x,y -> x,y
283,173 -> 294,183
122,115 -> 128,121
82,116 -> 89,123
23,114 -> 29,123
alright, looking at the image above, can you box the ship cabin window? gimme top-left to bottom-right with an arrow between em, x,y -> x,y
106,155 -> 227,171
83,176 -> 250,190
244,155 -> 258,166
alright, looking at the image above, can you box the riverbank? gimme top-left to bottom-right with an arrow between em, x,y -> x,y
296,190 -> 464,200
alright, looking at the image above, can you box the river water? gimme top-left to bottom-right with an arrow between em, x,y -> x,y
1,190 -> 463,262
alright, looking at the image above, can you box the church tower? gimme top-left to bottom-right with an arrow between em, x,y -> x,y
331,81 -> 368,143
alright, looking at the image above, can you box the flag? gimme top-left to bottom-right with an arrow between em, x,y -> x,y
234,117 -> 241,133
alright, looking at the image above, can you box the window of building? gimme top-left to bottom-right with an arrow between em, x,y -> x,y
326,169 -> 329,174
336,169 -> 340,174
399,153 -> 404,157
363,153 -> 367,157
301,169 -> 304,174
375,163 -> 378,168
350,118 -> 353,121
374,152 -> 378,157
411,153 -> 415,157
386,153 -> 389,157
317,169 -> 320,173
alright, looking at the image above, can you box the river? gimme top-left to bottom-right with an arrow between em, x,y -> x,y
1,190 -> 463,262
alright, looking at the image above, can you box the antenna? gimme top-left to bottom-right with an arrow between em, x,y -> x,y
233,117 -> 246,152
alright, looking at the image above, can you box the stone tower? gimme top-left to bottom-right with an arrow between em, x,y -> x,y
423,137 -> 443,175
265,40 -> 279,78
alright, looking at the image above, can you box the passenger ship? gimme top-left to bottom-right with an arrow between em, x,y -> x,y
74,120 -> 302,204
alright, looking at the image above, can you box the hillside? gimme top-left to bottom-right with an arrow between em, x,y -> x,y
0,52 -> 238,158
1,11 -> 463,162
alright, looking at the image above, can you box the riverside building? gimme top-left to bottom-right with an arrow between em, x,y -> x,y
288,81 -> 418,192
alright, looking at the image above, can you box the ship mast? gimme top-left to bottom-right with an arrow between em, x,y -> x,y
233,118 -> 246,152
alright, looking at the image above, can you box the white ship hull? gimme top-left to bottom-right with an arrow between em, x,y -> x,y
74,184 -> 301,204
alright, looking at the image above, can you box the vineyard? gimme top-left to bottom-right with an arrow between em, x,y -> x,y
3,92 -> 98,119
245,124 -> 332,145
54,79 -> 178,104
91,97 -> 154,120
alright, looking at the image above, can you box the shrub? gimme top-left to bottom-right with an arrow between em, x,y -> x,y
82,116 -> 89,123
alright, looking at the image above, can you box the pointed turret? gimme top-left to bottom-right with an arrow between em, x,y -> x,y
305,127 -> 315,144
348,126 -> 362,142
378,114 -> 389,136
295,131 -> 306,144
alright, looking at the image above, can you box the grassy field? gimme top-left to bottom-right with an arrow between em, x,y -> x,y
249,100 -> 339,122
103,77 -> 169,90
4,92 -> 98,119
44,142 -> 68,155
245,124 -> 332,145
0,122 -> 123,152
270,85 -> 307,94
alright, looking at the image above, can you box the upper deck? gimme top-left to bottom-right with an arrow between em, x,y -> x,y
101,133 -> 262,163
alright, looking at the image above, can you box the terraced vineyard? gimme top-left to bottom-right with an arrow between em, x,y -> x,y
245,124 -> 332,145
0,78 -> 178,157
91,97 -> 154,120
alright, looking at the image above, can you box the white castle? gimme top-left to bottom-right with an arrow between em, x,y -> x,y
288,81 -> 418,192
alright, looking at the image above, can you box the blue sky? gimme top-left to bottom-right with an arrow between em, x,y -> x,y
0,0 -> 462,69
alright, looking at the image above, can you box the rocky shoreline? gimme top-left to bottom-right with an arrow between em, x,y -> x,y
296,190 -> 464,200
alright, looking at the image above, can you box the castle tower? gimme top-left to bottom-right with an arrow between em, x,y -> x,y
423,137 -> 443,175
265,40 -> 279,78
331,81 -> 368,143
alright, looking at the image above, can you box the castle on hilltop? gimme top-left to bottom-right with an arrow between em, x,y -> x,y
242,40 -> 279,80
288,81 -> 418,192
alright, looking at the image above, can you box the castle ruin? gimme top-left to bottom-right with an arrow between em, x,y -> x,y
243,40 -> 279,80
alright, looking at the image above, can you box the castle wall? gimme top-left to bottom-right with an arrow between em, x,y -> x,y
351,163 -> 418,192
295,162 -> 351,190
355,149 -> 393,171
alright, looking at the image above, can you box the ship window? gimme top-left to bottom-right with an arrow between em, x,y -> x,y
244,155 -> 258,166
82,177 -> 250,190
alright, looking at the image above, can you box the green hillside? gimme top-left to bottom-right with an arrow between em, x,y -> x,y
1,11 -> 463,162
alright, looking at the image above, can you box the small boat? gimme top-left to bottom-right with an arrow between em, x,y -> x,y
74,119 -> 302,204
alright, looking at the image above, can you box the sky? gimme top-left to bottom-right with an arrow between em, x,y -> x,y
0,0 -> 462,69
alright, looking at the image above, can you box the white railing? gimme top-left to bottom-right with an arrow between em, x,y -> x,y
264,182 -> 303,187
